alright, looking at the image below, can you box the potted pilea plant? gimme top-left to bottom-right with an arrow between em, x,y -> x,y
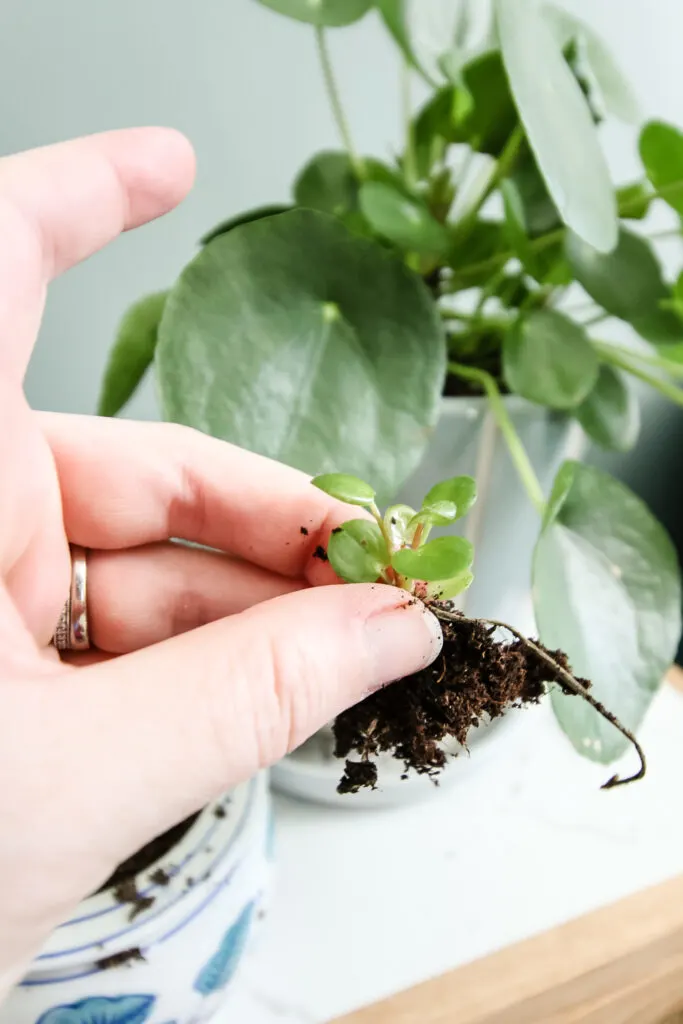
99,0 -> 683,804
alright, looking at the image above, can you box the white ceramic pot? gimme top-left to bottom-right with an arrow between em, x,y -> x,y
271,396 -> 585,808
1,772 -> 273,1024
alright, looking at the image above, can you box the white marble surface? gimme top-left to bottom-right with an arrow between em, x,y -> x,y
217,684 -> 683,1023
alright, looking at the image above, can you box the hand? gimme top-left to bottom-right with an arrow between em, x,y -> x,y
0,129 -> 442,995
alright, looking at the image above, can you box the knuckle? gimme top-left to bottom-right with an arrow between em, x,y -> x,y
168,454 -> 209,540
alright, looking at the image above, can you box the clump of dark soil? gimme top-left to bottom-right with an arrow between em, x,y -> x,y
334,612 -> 588,794
313,545 -> 328,561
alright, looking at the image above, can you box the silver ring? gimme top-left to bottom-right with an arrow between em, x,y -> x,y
52,545 -> 90,651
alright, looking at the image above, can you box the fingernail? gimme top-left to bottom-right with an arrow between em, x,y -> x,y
364,602 -> 443,692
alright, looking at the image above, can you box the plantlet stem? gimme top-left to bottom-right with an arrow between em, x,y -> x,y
448,362 -> 546,515
369,501 -> 401,585
315,27 -> 364,180
451,126 -> 525,249
596,343 -> 683,409
434,608 -> 647,789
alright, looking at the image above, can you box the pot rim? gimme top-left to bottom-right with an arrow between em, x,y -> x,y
34,775 -> 263,967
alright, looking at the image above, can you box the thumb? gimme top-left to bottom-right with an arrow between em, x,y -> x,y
66,584 -> 442,852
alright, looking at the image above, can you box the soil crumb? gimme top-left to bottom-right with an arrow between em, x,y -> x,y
149,868 -> 171,887
113,879 -> 155,922
338,760 -> 378,795
313,545 -> 328,562
213,804 -> 227,819
96,947 -> 145,971
334,612 -> 587,794
300,526 -> 309,535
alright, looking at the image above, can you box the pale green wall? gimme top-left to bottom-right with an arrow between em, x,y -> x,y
1,0 -> 681,419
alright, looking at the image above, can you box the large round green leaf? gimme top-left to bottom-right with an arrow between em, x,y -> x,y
157,210 -> 446,501
534,461 -> 681,763
451,49 -> 518,157
495,0 -> 618,253
503,310 -> 599,410
200,206 -> 290,246
543,4 -> 640,124
254,0 -> 372,27
565,227 -> 683,345
574,364 -> 640,452
640,121 -> 683,217
98,291 -> 167,417
359,181 -> 450,254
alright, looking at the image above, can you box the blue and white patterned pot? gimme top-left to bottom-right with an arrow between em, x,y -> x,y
0,772 -> 273,1024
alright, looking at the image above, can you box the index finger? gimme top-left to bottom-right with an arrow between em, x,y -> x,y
41,413 -> 364,583
0,128 -> 195,381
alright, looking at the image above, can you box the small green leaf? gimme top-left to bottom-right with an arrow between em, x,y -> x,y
359,181 -> 450,254
384,504 -> 417,547
575,364 -> 640,452
639,121 -> 683,218
328,521 -> 387,583
340,519 -> 390,563
503,310 -> 599,410
425,570 -> 474,601
294,151 -> 358,217
542,460 -> 576,530
254,0 -> 373,27
447,220 -> 507,286
616,182 -> 652,221
423,476 -> 477,520
312,473 -> 375,506
452,50 -> 518,157
375,0 -> 427,80
412,50 -> 517,175
412,88 -> 453,180
200,206 -> 290,246
409,500 -> 458,530
565,227 -> 683,345
496,0 -> 618,252
392,536 -> 474,582
510,144 -> 562,238
98,291 -> 167,417
534,461 -> 681,763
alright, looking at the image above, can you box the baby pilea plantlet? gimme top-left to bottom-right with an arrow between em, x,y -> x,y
312,472 -> 646,795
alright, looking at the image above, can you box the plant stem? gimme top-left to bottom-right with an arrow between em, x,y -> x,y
434,608 -> 647,789
445,179 -> 683,295
446,227 -> 566,291
315,26 -> 364,180
596,343 -> 683,407
448,362 -> 546,515
452,126 -> 525,247
597,341 -> 683,380
401,61 -> 418,190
